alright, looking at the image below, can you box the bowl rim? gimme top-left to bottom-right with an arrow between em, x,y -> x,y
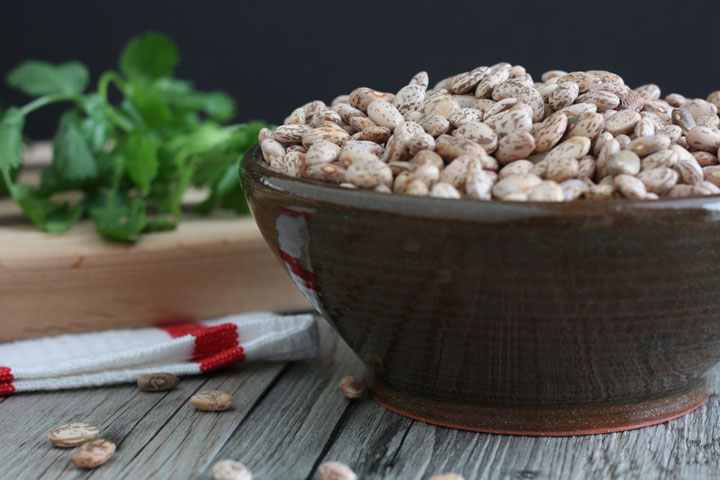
241,145 -> 720,220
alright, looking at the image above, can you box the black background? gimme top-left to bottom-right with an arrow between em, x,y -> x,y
3,0 -> 720,137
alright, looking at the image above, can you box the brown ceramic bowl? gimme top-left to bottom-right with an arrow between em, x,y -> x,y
240,145 -> 720,436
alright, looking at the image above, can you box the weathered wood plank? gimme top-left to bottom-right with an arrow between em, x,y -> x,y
199,319 -> 366,480
2,322 -> 720,480
0,361 -> 287,479
310,365 -> 720,480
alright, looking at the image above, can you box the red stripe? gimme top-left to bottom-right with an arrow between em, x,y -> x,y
192,324 -> 239,360
198,346 -> 246,372
158,323 -> 209,338
159,323 -> 239,360
279,250 -> 317,291
0,367 -> 12,382
0,383 -> 15,396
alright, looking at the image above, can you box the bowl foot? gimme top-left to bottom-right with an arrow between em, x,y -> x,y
371,378 -> 708,436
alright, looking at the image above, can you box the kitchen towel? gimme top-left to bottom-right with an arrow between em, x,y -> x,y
0,312 -> 318,395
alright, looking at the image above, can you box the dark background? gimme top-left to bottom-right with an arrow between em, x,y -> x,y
3,0 -> 720,138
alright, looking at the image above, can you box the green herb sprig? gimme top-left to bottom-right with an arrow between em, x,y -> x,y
0,32 -> 266,242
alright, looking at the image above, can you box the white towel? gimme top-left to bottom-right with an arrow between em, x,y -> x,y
0,312 -> 318,395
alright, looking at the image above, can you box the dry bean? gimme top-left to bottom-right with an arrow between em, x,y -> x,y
191,390 -> 235,411
349,88 -> 393,111
439,155 -> 482,187
419,114 -> 451,137
694,151 -> 719,167
533,112 -> 568,153
604,110 -> 641,135
461,169 -> 493,200
484,109 -> 532,137
548,82 -> 579,110
577,91 -> 620,111
636,84 -> 661,101
412,150 -> 444,169
674,156 -> 704,185
499,160 -> 534,178
318,462 -> 358,480
634,118 -> 655,138
475,68 -> 510,98
303,163 -> 347,184
346,158 -> 393,188
449,108 -> 484,127
684,99 -> 718,119
672,108 -> 696,134
410,71 -> 429,89
306,141 -> 341,165
617,89 -> 645,111
137,373 -> 179,392
484,98 -> 517,119
605,151 -> 641,176
393,85 -> 425,113
430,182 -> 462,199
615,174 -> 647,199
360,125 -> 392,143
666,93 -> 688,107
558,71 -> 601,92
310,110 -> 343,128
339,376 -> 366,399
49,423 -> 99,448
367,100 -> 404,130
560,103 -> 598,117
586,183 -> 618,199
659,124 -> 682,143
284,108 -> 306,125
561,179 -> 590,200
428,473 -> 465,480
703,166 -> 720,187
260,138 -> 285,163
627,135 -> 671,157
593,132 -> 613,156
495,132 -> 536,165
492,173 -> 542,200
528,180 -> 564,201
566,112 -> 604,139
687,126 -> 720,152
449,67 -> 491,94
302,124 -> 350,147
696,114 -> 720,129
212,460 -> 253,480
638,168 -> 679,194
72,439 -> 116,469
642,149 -> 678,170
542,70 -> 567,82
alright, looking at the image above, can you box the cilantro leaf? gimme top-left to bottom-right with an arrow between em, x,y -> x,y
52,112 -> 97,182
7,61 -> 88,96
120,33 -> 179,80
122,132 -> 158,192
128,80 -> 172,128
0,108 -> 25,171
11,184 -> 84,233
90,196 -> 147,242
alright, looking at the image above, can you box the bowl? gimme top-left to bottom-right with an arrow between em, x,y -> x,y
240,145 -> 720,436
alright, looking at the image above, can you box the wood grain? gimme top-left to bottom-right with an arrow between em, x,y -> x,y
0,320 -> 718,479
0,144 -> 309,341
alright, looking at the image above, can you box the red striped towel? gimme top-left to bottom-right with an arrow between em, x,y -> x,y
0,312 -> 317,396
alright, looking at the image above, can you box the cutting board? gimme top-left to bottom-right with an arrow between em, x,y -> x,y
0,144 -> 309,342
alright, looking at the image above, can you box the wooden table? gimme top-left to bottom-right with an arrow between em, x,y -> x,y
1,318 -> 718,480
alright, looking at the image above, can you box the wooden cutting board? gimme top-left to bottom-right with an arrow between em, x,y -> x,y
0,144 -> 309,342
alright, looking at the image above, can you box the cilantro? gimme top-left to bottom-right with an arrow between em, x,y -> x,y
6,61 -> 89,96
2,32 -> 265,242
